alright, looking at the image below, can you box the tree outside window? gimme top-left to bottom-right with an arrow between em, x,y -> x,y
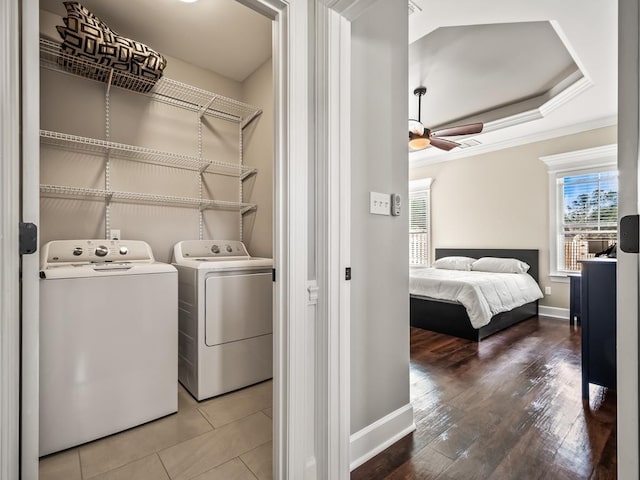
561,171 -> 617,271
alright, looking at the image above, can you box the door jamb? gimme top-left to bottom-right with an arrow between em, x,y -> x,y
0,0 -> 22,476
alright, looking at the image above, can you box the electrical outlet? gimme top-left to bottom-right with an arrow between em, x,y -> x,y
110,229 -> 121,240
370,192 -> 391,216
545,286 -> 551,295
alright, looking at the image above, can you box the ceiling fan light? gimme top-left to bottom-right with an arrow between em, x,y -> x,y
409,137 -> 430,151
408,119 -> 424,136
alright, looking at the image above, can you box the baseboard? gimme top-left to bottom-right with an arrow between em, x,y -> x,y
539,305 -> 569,320
350,403 -> 415,471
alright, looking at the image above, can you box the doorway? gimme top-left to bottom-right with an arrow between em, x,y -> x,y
12,0 -> 326,478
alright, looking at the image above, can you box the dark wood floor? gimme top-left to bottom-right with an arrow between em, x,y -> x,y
351,316 -> 617,480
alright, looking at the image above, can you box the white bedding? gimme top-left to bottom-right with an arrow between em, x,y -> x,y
409,267 -> 544,329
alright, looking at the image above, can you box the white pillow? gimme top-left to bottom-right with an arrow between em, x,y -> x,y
432,256 -> 476,271
471,257 -> 530,274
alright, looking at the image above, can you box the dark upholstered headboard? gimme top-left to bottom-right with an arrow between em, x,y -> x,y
435,248 -> 539,283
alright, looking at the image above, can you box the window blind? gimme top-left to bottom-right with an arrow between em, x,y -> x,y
409,189 -> 430,266
560,170 -> 618,271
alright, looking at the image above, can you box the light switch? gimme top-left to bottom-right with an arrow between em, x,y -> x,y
370,192 -> 390,216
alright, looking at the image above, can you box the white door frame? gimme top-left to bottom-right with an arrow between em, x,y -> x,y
21,0 -> 41,479
312,4 -> 353,478
0,0 -> 22,478
616,0 -> 639,477
7,0 -> 357,479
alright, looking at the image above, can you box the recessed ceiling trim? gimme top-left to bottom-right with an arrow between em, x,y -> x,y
409,115 -> 617,169
539,75 -> 593,116
482,108 -> 543,133
429,67 -> 588,134
481,74 -> 594,134
548,20 -> 592,85
412,70 -> 595,158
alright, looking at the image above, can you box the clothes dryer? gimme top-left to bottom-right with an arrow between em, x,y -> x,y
172,240 -> 272,400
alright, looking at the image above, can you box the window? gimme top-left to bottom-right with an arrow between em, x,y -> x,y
541,145 -> 617,279
409,178 -> 432,266
560,171 -> 618,271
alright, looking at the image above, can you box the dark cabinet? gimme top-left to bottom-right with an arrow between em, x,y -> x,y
579,259 -> 616,400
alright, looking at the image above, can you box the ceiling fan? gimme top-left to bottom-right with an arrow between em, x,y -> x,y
408,86 -> 483,152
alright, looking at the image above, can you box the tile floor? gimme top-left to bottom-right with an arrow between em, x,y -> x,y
39,381 -> 273,480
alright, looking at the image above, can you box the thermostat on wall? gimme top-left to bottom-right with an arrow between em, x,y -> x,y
391,193 -> 401,216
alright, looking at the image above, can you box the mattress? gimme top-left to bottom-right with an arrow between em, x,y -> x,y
409,267 -> 544,329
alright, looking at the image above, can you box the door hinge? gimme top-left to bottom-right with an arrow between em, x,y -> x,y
345,267 -> 351,281
620,214 -> 639,253
272,268 -> 276,282
19,222 -> 38,255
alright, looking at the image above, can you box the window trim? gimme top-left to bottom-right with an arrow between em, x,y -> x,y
409,177 -> 433,266
540,144 -> 617,281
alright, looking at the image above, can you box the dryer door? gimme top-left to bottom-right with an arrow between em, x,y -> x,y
205,272 -> 273,346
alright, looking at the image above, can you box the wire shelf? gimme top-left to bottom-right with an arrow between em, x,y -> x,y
40,184 -> 257,213
40,39 -> 262,126
40,130 -> 257,177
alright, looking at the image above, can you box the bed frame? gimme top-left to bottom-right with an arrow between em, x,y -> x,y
410,248 -> 540,341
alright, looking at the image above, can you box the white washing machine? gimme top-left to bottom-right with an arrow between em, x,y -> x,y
39,239 -> 178,456
172,240 -> 273,401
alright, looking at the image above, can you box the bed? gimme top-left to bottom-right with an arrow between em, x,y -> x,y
410,248 -> 542,341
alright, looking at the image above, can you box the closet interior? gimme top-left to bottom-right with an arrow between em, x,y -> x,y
37,1 -> 276,478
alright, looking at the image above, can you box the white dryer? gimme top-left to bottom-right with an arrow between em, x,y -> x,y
39,240 -> 177,456
172,240 -> 273,401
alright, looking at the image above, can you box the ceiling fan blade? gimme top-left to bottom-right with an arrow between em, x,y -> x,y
429,137 -> 460,151
431,122 -> 483,137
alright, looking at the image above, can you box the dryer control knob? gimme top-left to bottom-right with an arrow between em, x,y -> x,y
226,245 -> 233,253
73,247 -> 83,256
119,246 -> 128,255
211,245 -> 220,254
95,245 -> 109,257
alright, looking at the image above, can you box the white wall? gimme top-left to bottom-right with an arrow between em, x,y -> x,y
350,0 -> 410,434
410,125 -> 617,310
241,58 -> 274,259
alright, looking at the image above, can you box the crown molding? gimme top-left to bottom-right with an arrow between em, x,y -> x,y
540,143 -> 617,173
409,177 -> 433,191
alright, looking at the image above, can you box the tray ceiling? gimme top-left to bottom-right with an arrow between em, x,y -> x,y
408,0 -> 617,164
409,21 -> 581,129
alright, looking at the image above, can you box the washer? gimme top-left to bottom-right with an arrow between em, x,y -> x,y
172,240 -> 273,401
39,239 -> 178,457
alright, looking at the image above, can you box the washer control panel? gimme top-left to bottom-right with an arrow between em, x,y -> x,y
41,240 -> 156,268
